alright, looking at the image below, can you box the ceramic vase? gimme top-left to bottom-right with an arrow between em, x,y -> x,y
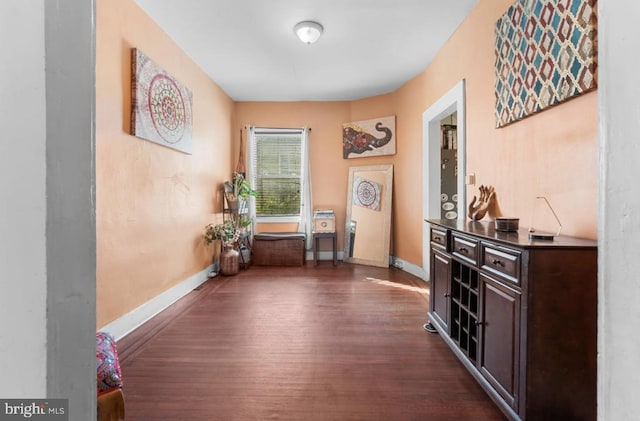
220,244 -> 239,275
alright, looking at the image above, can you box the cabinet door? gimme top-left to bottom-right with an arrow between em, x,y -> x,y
430,249 -> 450,330
479,273 -> 520,411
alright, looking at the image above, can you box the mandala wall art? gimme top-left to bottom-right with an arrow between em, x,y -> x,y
494,0 -> 597,127
131,48 -> 193,154
342,115 -> 396,159
352,176 -> 382,211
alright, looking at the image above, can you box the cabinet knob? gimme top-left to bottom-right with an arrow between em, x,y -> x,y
444,293 -> 451,297
434,236 -> 441,241
491,259 -> 504,267
475,321 -> 484,326
459,247 -> 468,253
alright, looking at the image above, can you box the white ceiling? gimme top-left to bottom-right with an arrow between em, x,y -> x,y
134,0 -> 478,102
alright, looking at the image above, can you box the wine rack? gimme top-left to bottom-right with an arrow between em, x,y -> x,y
450,260 -> 479,363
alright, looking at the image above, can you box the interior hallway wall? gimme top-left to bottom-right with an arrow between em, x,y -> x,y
0,0 -> 48,399
96,0 -> 234,327
598,0 -> 640,419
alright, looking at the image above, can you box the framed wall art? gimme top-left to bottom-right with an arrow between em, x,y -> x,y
494,0 -> 597,127
352,176 -> 382,211
342,115 -> 396,159
131,48 -> 193,154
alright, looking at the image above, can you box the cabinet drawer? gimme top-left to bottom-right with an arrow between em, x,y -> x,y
481,244 -> 521,285
430,228 -> 448,249
452,233 -> 478,266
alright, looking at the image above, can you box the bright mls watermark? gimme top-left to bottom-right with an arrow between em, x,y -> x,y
0,400 -> 67,420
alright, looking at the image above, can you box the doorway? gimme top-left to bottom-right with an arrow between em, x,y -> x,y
421,80 -> 466,280
440,113 -> 458,220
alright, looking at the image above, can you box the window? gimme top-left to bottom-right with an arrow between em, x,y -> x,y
249,128 -> 304,221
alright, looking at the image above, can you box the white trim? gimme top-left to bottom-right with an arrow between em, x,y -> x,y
99,265 -> 214,341
299,127 -> 313,249
391,256 -> 427,281
422,79 -> 466,281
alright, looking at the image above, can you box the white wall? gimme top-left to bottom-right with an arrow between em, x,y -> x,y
0,2 -> 96,419
0,1 -> 48,397
598,1 -> 640,420
44,0 -> 96,417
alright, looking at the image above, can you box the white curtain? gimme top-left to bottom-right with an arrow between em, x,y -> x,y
244,125 -> 257,239
298,127 -> 313,249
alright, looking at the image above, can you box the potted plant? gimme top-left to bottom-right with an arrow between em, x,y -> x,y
236,214 -> 252,231
204,219 -> 237,246
204,219 -> 241,275
224,172 -> 257,212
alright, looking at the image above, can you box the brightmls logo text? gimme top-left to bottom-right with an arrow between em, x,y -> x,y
0,400 -> 67,420
4,402 -> 46,418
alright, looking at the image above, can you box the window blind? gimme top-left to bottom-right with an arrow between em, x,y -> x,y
250,129 -> 303,217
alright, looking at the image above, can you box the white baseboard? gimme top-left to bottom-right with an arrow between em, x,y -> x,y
390,256 -> 427,281
99,264 -> 214,341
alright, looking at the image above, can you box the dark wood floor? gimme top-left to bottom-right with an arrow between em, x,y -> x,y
118,263 -> 506,420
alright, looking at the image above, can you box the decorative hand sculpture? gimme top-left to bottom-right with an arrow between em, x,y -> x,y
468,185 -> 492,220
468,185 -> 503,221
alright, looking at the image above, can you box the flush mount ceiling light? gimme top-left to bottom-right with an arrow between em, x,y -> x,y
294,21 -> 323,44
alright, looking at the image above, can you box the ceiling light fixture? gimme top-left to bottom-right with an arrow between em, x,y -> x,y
294,21 -> 323,44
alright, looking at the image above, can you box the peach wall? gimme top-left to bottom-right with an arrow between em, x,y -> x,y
235,0 -> 598,267
235,102 -> 352,249
443,1 -> 598,238
236,96 -> 398,252
255,222 -> 297,233
390,0 -> 597,264
96,0 -> 233,327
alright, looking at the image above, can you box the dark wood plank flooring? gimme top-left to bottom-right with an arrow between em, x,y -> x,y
118,263 -> 506,420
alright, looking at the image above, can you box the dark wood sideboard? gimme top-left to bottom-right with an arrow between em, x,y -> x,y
425,219 -> 597,421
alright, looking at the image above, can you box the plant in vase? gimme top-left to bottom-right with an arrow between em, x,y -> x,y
204,219 -> 239,247
204,219 -> 241,276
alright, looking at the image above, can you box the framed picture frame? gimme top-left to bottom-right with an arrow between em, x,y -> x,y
131,48 -> 193,154
342,115 -> 396,159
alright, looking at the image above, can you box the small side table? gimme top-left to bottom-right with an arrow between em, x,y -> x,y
312,232 -> 337,266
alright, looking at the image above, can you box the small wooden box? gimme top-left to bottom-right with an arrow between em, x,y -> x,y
313,210 -> 335,233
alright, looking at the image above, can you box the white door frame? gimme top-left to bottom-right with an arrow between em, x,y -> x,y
422,79 -> 466,280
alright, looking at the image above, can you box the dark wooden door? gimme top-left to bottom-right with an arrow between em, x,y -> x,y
479,273 -> 520,411
430,249 -> 450,330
